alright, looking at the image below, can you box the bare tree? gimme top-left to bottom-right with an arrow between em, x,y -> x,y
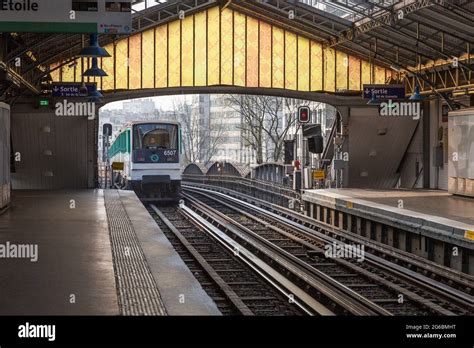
226,95 -> 267,164
226,95 -> 306,164
172,97 -> 224,166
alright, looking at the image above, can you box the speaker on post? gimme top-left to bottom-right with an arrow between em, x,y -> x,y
284,140 -> 294,164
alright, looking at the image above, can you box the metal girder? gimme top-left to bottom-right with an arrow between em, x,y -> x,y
132,0 -> 218,33
405,65 -> 474,95
328,0 -> 434,47
227,0 -> 342,41
0,61 -> 40,94
433,0 -> 474,23
329,0 -> 474,74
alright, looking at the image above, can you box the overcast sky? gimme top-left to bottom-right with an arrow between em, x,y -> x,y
101,95 -> 193,111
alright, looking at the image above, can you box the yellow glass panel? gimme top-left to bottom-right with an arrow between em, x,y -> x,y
297,36 -> 309,91
259,21 -> 272,88
50,62 -> 60,82
168,20 -> 181,87
348,55 -> 360,91
115,38 -> 128,89
361,60 -> 371,85
102,43 -> 115,90
61,59 -> 75,82
129,34 -> 141,89
195,11 -> 207,86
272,26 -> 284,89
208,7 -> 220,86
220,8 -> 233,85
142,29 -> 155,89
181,15 -> 194,87
375,65 -> 385,84
246,16 -> 259,88
233,11 -> 246,86
76,58 -> 84,83
336,50 -> 348,91
324,47 -> 335,92
310,41 -> 323,91
155,25 -> 168,88
285,31 -> 297,90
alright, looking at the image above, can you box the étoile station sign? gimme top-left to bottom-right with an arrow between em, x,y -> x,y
0,0 -> 132,34
1,0 -> 38,11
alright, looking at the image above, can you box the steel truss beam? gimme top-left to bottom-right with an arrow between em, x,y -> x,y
329,0 -> 435,47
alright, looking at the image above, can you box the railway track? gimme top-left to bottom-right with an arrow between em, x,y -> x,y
147,203 -> 399,316
182,185 -> 474,316
147,205 -> 309,316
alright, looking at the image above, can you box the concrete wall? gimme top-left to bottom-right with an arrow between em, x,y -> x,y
429,98 -> 449,190
398,114 -> 423,189
426,96 -> 471,190
0,102 -> 10,208
10,102 -> 96,190
346,107 -> 419,188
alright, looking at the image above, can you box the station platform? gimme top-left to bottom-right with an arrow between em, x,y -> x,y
0,189 -> 220,315
303,189 -> 474,246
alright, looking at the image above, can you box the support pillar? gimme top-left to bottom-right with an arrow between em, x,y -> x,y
398,230 -> 407,251
387,227 -> 394,246
364,220 -> 371,239
335,106 -> 350,188
450,247 -> 463,272
469,251 -> 474,276
356,217 -> 362,235
375,224 -> 382,243
433,240 -> 445,266
347,214 -> 353,232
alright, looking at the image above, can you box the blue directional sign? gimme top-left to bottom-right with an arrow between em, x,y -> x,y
363,84 -> 405,100
51,83 -> 96,97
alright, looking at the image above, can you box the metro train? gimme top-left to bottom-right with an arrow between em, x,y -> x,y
108,121 -> 183,201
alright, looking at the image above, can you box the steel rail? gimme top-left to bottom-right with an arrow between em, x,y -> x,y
177,204 -> 332,316
183,185 -> 473,314
183,183 -> 473,294
183,193 -> 392,316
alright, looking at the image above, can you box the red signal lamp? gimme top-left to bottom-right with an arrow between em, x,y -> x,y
298,106 -> 311,123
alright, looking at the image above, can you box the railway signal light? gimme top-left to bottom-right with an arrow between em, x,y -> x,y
103,123 -> 112,137
298,106 -> 311,124
308,135 -> 324,154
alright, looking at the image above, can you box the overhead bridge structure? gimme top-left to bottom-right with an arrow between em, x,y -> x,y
0,0 -> 472,191
48,5 -> 393,104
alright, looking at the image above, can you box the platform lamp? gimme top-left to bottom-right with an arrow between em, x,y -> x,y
88,84 -> 103,103
78,34 -> 109,101
83,57 -> 108,77
78,34 -> 111,58
409,85 -> 424,101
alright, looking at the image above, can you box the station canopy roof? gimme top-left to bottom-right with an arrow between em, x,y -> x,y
3,0 -> 473,98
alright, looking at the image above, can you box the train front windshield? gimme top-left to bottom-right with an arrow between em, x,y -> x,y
132,124 -> 179,163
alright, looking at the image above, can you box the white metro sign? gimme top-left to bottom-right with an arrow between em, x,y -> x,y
0,0 -> 132,34
0,0 -> 39,11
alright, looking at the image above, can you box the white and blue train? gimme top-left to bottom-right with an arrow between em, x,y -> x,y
108,121 -> 183,201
